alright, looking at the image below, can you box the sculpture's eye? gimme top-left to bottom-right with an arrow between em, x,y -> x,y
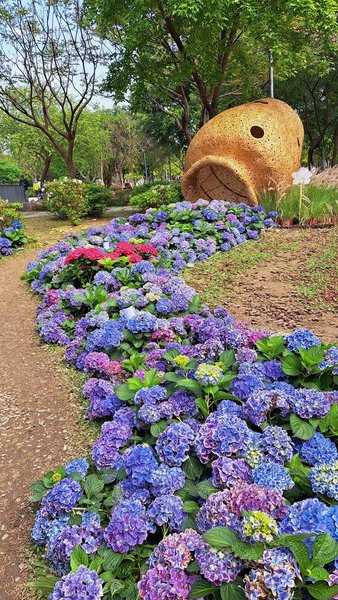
250,125 -> 264,138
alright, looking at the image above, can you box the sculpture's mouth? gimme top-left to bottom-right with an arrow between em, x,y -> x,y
182,156 -> 258,206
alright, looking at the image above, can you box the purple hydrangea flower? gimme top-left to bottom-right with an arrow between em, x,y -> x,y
211,457 -> 253,489
138,566 -> 196,600
104,499 -> 149,552
258,426 -> 294,464
150,465 -> 186,496
244,549 -> 299,600
244,389 -> 290,425
41,479 -> 83,517
229,374 -> 264,400
123,444 -> 157,486
195,543 -> 242,586
49,565 -> 103,600
289,388 -> 331,419
156,423 -> 195,466
92,419 -> 132,470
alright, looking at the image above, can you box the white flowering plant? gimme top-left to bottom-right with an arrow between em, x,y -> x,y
44,178 -> 88,225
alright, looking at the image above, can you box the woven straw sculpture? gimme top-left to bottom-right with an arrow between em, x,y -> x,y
182,98 -> 304,206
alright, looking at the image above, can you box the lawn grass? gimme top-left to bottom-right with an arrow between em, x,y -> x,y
184,229 -> 301,306
297,229 -> 338,309
23,214 -> 111,249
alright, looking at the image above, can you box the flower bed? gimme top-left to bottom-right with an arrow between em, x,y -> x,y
24,199 -> 338,600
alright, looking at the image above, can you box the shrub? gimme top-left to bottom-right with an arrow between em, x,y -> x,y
0,158 -> 21,183
44,178 -> 88,225
111,189 -> 133,206
130,182 -> 182,210
0,198 -> 23,230
84,183 -> 112,217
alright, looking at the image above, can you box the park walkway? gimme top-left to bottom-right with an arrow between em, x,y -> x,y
0,217 -> 111,599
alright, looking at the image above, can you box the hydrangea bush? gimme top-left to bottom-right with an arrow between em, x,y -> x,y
0,215 -> 27,256
24,199 -> 338,600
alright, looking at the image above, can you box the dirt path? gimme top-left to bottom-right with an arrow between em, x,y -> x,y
0,218 -> 110,599
186,227 -> 338,343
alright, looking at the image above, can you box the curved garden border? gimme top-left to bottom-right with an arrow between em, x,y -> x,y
24,200 -> 338,600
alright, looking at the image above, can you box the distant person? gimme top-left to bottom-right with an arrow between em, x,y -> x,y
124,181 -> 132,190
19,176 -> 29,200
32,179 -> 44,201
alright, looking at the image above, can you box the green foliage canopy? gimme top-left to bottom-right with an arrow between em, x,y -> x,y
85,0 -> 337,141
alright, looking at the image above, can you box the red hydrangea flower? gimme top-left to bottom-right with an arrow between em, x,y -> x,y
114,242 -> 136,254
135,243 -> 158,257
65,247 -> 108,265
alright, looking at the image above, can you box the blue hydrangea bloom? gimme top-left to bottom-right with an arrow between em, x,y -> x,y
104,499 -> 149,553
286,329 -> 321,353
147,494 -> 186,532
150,465 -> 185,496
300,432 -> 338,466
123,444 -> 157,486
253,462 -> 294,492
64,458 -> 89,478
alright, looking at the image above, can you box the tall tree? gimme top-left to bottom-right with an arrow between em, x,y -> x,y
86,0 -> 337,143
0,0 -> 102,176
104,110 -> 143,187
0,111 -> 56,181
276,53 -> 338,168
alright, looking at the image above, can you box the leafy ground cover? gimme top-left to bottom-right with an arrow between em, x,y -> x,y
22,200 -> 337,600
185,227 -> 338,342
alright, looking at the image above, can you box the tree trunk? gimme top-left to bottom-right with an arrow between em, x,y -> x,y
115,166 -> 124,188
66,138 -> 76,177
307,146 -> 315,168
332,127 -> 338,166
40,153 -> 52,183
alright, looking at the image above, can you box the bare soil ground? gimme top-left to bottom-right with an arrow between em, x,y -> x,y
0,216 -> 110,599
185,227 -> 338,343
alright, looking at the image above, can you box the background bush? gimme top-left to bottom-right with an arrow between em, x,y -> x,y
110,189 -> 133,206
0,158 -> 21,184
43,178 -> 87,225
84,183 -> 112,217
130,182 -> 182,210
0,198 -> 23,231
